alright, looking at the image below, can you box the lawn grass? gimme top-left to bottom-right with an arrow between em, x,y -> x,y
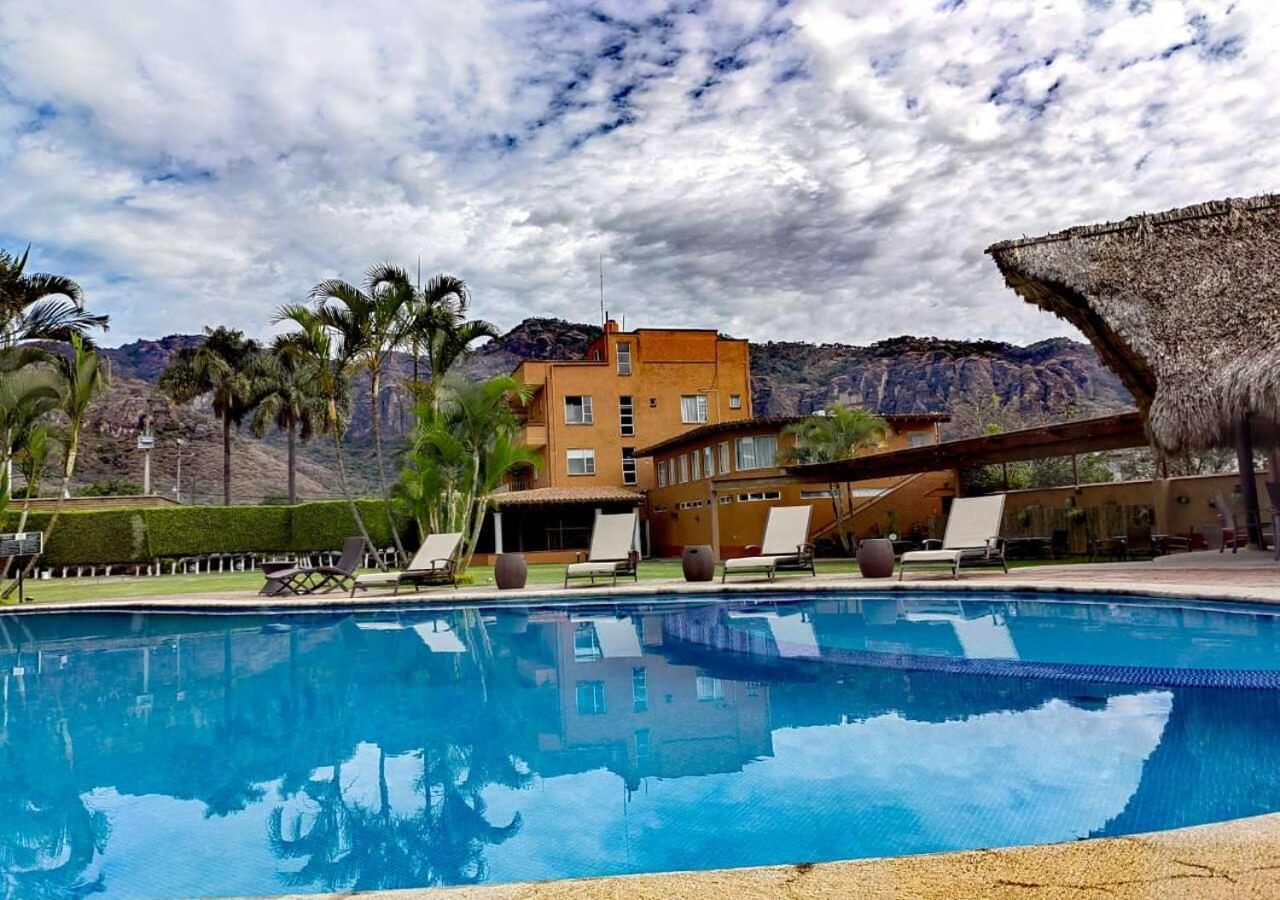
3,555 -> 1083,606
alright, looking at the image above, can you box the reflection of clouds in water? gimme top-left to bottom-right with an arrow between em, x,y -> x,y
481,691 -> 1172,881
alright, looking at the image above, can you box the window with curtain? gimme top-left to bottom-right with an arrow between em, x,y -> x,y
680,394 -> 708,423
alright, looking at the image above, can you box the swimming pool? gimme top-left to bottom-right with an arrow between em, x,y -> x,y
3,591 -> 1280,896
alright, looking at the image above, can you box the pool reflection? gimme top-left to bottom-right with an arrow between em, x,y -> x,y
2,597 -> 1280,896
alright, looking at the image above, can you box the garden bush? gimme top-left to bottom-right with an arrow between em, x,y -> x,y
144,505 -> 293,557
0,499 -> 411,566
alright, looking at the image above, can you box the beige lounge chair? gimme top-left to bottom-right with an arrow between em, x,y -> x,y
564,512 -> 640,587
721,506 -> 816,582
350,532 -> 463,596
899,495 -> 1008,580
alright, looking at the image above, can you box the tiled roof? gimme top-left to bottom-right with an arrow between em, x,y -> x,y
490,486 -> 643,508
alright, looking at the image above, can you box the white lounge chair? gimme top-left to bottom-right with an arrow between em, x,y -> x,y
564,512 -> 640,587
899,495 -> 1008,580
721,506 -> 816,582
350,532 -> 463,595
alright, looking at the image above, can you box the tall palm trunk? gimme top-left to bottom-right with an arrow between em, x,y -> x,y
333,430 -> 384,570
831,481 -> 854,555
286,420 -> 297,506
222,412 -> 232,506
369,366 -> 407,563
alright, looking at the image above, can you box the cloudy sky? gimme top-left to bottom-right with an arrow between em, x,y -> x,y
1,0 -> 1274,347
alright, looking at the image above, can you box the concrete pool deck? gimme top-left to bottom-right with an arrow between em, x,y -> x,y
6,551 -> 1279,615
277,812 -> 1280,899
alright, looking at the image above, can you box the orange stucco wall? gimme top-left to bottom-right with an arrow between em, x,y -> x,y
513,327 -> 753,492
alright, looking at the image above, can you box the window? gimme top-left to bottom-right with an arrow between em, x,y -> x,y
648,397 -> 657,408
622,447 -> 637,486
680,394 -> 709,424
737,490 -> 782,503
619,395 -> 634,436
801,489 -> 836,499
565,395 -> 593,425
574,623 -> 602,662
690,449 -> 701,480
908,431 -> 932,448
695,671 -> 724,702
632,667 -> 648,712
719,495 -> 733,505
634,728 -> 651,761
575,681 -> 606,715
734,435 -> 777,470
657,459 -> 668,488
729,393 -> 742,409
617,342 -> 632,375
703,445 -> 715,478
719,441 -> 730,474
567,448 -> 596,475
677,454 -> 689,483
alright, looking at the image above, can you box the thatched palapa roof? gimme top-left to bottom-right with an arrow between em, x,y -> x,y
987,195 -> 1280,452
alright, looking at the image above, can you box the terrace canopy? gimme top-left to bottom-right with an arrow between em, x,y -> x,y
987,195 -> 1280,546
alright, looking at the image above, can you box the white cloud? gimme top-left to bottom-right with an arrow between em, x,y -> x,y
0,0 -> 1276,345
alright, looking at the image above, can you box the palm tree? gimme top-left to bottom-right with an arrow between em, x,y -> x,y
783,405 -> 890,555
400,375 -> 539,570
273,304 -> 382,567
5,336 -> 109,594
0,246 -> 108,349
402,275 -> 498,411
249,343 -> 325,505
158,326 -> 261,506
311,265 -> 414,562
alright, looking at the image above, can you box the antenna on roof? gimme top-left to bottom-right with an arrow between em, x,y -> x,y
599,254 -> 605,327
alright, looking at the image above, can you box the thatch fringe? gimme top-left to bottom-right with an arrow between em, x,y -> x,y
987,194 -> 1280,453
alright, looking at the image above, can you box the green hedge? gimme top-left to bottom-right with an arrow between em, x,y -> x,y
145,505 -> 293,558
1,500 -> 410,566
2,509 -> 150,566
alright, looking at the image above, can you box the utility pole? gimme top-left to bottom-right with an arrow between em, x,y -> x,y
174,438 -> 185,504
138,412 -> 155,495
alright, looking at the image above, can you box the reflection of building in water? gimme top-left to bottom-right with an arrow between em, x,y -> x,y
516,611 -> 773,789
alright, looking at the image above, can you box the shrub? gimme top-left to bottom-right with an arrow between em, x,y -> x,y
289,500 -> 406,551
1,499 -> 411,567
3,509 -> 149,565
144,505 -> 293,557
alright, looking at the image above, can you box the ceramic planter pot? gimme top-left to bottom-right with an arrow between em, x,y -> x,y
682,545 -> 715,582
495,553 -> 528,590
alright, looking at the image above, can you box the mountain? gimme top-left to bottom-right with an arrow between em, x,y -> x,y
68,319 -> 1131,502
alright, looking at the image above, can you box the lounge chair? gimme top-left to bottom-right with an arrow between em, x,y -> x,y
564,512 -> 640,588
261,536 -> 364,596
350,532 -> 463,596
899,495 -> 1008,580
721,506 -> 816,582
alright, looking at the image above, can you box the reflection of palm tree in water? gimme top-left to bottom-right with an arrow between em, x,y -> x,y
0,724 -> 110,897
268,611 -> 532,890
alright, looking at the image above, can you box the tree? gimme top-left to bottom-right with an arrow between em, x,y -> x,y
159,326 -> 261,506
311,265 -> 414,562
783,406 -> 890,555
273,304 -> 382,567
402,275 -> 498,410
250,343 -> 325,505
398,375 -> 539,570
0,246 -> 107,348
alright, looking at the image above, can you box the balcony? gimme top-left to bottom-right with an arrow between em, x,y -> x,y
518,422 -> 547,449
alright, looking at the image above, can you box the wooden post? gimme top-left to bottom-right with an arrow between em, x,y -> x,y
1071,454 -> 1080,491
708,480 -> 721,562
1236,414 -> 1263,548
1001,462 -> 1009,492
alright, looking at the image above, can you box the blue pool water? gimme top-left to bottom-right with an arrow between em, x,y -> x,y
4,591 -> 1280,896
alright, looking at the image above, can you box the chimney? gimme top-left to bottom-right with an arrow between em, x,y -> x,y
604,318 -> 620,334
